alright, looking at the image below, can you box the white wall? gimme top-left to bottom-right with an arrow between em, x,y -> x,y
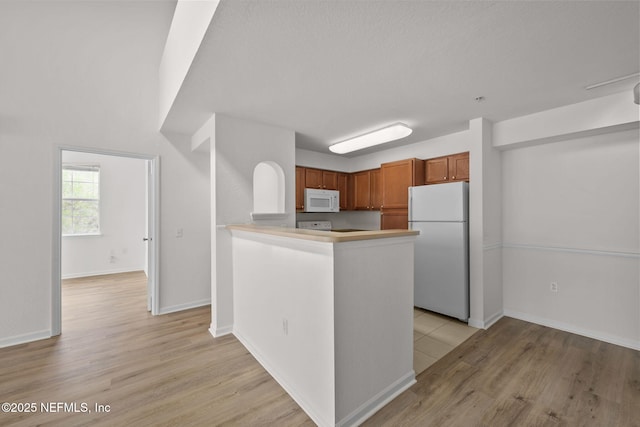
295,148 -> 353,172
61,152 -> 146,279
0,1 -> 211,347
502,128 -> 640,349
193,114 -> 296,337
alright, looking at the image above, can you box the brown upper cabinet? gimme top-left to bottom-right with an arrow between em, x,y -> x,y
352,170 -> 370,210
381,158 -> 425,209
337,172 -> 349,210
296,166 -> 345,210
370,169 -> 382,210
295,166 -> 306,210
425,152 -> 469,184
351,168 -> 381,210
304,168 -> 338,190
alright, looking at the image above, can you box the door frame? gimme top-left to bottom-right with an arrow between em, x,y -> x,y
52,146 -> 160,336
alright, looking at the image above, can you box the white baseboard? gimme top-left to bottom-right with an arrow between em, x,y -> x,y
504,309 -> 640,351
61,267 -> 145,279
336,372 -> 416,427
234,329 -> 333,427
234,328 -> 415,427
209,324 -> 233,338
468,310 -> 504,330
0,330 -> 52,349
483,310 -> 504,329
157,299 -> 211,315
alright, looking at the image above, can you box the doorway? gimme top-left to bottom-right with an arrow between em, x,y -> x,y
52,147 -> 160,335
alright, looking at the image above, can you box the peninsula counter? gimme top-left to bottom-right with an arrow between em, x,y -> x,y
227,224 -> 418,427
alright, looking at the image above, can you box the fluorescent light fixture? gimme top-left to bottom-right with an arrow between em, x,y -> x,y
329,123 -> 413,154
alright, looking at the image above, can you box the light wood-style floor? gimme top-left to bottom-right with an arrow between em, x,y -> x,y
1,272 -> 638,426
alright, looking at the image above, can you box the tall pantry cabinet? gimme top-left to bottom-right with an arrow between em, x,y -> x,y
380,158 -> 425,229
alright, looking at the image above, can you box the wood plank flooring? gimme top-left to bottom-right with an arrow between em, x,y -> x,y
1,272 -> 638,426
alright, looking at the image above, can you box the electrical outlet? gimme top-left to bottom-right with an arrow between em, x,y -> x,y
282,318 -> 289,335
550,282 -> 558,292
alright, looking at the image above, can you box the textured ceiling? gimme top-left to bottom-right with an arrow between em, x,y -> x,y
162,0 -> 640,156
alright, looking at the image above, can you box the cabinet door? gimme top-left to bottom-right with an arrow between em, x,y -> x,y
370,168 -> 382,210
305,168 -> 323,189
337,173 -> 349,210
425,156 -> 449,184
449,152 -> 469,182
295,166 -> 306,210
380,209 -> 408,230
353,171 -> 372,210
381,159 -> 422,209
322,170 -> 338,190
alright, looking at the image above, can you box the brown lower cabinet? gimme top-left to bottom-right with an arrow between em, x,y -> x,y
380,209 -> 409,230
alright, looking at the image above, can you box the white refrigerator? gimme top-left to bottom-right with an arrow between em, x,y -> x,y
408,182 -> 469,322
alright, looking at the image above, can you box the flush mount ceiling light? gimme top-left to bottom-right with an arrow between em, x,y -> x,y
329,123 -> 413,154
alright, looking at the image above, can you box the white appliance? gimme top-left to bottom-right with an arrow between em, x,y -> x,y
304,189 -> 340,213
409,182 -> 469,321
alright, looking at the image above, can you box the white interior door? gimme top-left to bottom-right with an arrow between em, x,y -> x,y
145,158 -> 160,314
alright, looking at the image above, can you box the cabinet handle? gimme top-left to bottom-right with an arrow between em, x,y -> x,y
444,176 -> 447,179
452,176 -> 455,179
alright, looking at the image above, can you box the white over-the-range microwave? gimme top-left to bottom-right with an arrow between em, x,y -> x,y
304,188 -> 340,212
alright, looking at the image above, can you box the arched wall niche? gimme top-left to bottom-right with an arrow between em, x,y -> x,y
252,161 -> 286,219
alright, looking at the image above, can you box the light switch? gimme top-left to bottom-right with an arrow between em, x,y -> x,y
176,228 -> 183,238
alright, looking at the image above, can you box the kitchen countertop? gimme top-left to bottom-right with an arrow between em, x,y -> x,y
226,224 -> 419,243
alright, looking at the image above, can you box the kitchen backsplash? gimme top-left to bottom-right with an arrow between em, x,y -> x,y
296,211 -> 381,230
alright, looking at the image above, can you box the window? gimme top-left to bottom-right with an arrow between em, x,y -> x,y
62,165 -> 100,235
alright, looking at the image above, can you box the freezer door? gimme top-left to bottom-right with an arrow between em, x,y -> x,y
409,182 -> 468,222
411,221 -> 469,320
